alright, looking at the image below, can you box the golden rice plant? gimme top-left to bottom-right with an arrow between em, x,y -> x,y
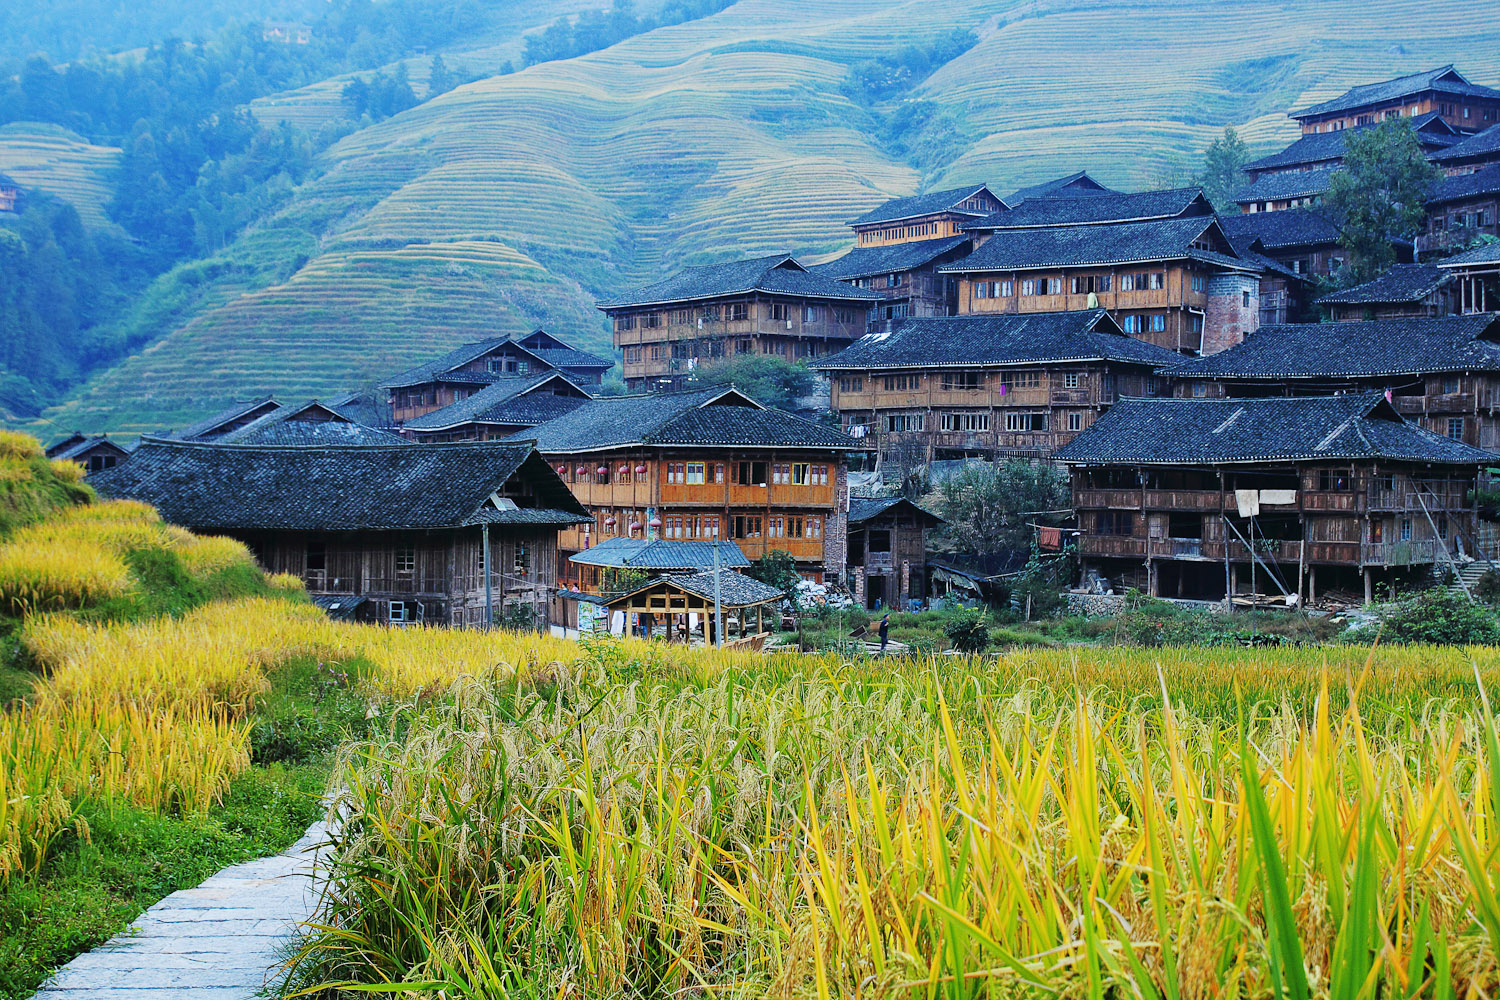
0,432 -> 42,461
282,648 -> 1500,999
47,459 -> 85,484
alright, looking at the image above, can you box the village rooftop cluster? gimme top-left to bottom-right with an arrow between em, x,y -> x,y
64,64 -> 1500,631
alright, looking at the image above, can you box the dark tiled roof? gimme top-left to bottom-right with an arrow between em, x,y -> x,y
847,496 -> 942,525
569,537 -> 750,570
1428,164 -> 1500,205
174,397 -> 280,441
404,373 -> 591,432
940,217 -> 1246,273
310,594 -> 368,620
462,506 -> 590,526
1433,124 -> 1500,163
1232,166 -> 1341,205
217,402 -> 410,446
0,173 -> 20,189
89,439 -> 586,531
1055,392 -> 1498,466
329,390 -> 396,430
1220,208 -> 1343,251
1316,264 -> 1453,305
379,331 -> 611,389
599,254 -> 879,309
1004,171 -> 1115,205
1292,66 -> 1500,120
1161,315 -> 1500,379
609,568 -> 784,608
847,185 -> 998,226
965,188 -> 1212,231
1437,242 -> 1500,268
813,310 -> 1181,371
518,387 -> 850,453
49,436 -> 131,462
44,433 -> 87,458
1245,114 -> 1459,172
810,235 -> 970,280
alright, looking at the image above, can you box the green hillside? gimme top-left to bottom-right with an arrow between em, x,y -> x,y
32,0 -> 1500,435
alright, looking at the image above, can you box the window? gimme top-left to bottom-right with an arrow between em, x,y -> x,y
736,461 -> 768,486
700,305 -> 720,322
513,541 -> 530,576
868,530 -> 891,553
671,309 -> 691,324
1442,376 -> 1460,394
735,337 -> 753,353
733,515 -> 762,538
671,342 -> 691,360
1400,517 -> 1413,541
1448,417 -> 1466,441
643,313 -> 661,329
838,376 -> 864,392
1004,412 -> 1046,432
786,516 -> 805,539
1242,290 -> 1252,308
306,541 -> 326,572
768,515 -> 784,538
615,315 -> 636,331
1437,514 -> 1449,540
1063,372 -> 1080,388
769,303 -> 789,321
886,273 -> 902,288
940,412 -> 990,432
686,462 -> 705,485
803,305 -> 819,322
792,463 -> 810,485
1149,272 -> 1164,290
388,600 -> 410,624
1191,382 -> 1207,398
1067,412 -> 1083,431
1123,315 -> 1140,334
1000,279 -> 1014,296
395,546 -> 415,576
624,346 -> 642,365
974,280 -> 988,299
1002,371 -> 1041,390
809,516 -> 822,539
834,307 -> 857,323
87,454 -> 117,473
487,359 -> 504,373
667,462 -> 685,484
1191,274 -> 1206,292
940,371 -> 983,391
1149,314 -> 1166,333
713,463 -> 725,484
814,465 -> 829,485
1317,469 -> 1350,492
727,303 -> 748,321
1021,278 -> 1037,296
884,413 -> 925,432
882,374 -> 919,391
1097,511 -> 1134,536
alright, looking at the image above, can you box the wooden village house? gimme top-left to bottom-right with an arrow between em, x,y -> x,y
89,439 -> 588,627
1055,393 -> 1498,605
940,190 -> 1266,354
812,310 -> 1180,464
1437,242 -> 1500,314
1289,66 -> 1500,136
1162,314 -> 1500,449
598,255 -> 878,391
380,330 -> 611,428
45,434 -> 131,473
845,496 -> 942,610
401,372 -> 593,442
1315,264 -> 1458,321
512,387 -> 852,586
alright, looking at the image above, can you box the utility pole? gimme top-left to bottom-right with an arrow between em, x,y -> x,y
482,522 -> 493,629
713,541 -> 724,648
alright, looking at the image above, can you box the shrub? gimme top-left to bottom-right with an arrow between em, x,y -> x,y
942,607 -> 991,653
1376,589 -> 1500,645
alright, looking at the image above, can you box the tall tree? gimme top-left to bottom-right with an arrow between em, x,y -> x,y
1324,119 -> 1439,285
931,460 -> 1068,558
1197,126 -> 1248,212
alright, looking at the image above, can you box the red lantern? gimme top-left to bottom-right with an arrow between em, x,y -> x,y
597,466 -> 607,475
576,466 -> 588,475
556,464 -> 566,474
648,517 -> 662,528
618,465 -> 629,475
629,521 -> 642,532
635,464 -> 647,474
604,517 -> 616,527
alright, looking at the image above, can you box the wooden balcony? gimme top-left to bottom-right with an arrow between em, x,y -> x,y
1361,539 -> 1450,567
1078,535 -> 1147,558
1301,493 -> 1359,512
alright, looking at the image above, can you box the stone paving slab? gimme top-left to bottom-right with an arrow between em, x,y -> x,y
33,818 -> 332,999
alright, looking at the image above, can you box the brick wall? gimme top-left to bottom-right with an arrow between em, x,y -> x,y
823,461 -> 849,585
1202,273 -> 1261,355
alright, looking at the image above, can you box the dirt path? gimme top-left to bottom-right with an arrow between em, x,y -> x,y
33,818 -> 330,999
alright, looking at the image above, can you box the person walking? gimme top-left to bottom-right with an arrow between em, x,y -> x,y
878,613 -> 890,655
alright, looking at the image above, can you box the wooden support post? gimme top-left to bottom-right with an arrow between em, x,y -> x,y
1309,565 -> 1316,606
1363,567 -> 1373,606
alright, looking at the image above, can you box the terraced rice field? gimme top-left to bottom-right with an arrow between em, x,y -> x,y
42,0 -> 1500,434
0,123 -> 122,229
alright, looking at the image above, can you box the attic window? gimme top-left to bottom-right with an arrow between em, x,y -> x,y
396,547 -> 416,576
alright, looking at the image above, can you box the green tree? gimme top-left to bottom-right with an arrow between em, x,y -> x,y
933,460 -> 1068,558
1197,126 -> 1248,213
1324,119 -> 1439,285
427,55 -> 456,97
684,355 -> 816,411
746,550 -> 799,597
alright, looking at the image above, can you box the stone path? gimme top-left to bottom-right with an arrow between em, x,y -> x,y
34,818 -> 332,999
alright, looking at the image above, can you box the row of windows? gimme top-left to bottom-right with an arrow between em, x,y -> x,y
860,221 -> 946,243
1121,313 -> 1168,334
615,302 -> 868,332
623,336 -> 828,365
971,271 -> 1175,299
839,370 -> 1143,395
1435,209 -> 1494,231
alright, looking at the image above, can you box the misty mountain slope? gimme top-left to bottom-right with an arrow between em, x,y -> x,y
35,0 -> 1500,435
0,123 -> 122,229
